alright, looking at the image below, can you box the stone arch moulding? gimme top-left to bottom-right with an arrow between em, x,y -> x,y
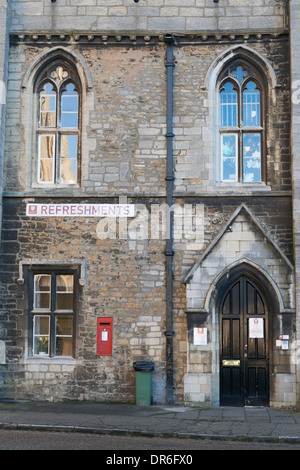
21,46 -> 93,91
203,44 -> 280,92
183,204 -> 295,315
204,259 -> 287,315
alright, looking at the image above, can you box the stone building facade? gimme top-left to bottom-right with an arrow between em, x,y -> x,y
0,0 -> 299,408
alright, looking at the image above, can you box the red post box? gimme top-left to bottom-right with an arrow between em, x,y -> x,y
97,317 -> 113,356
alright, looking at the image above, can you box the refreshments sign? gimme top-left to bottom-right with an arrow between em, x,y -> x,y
26,203 -> 134,217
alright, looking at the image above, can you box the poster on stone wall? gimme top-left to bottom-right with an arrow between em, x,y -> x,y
193,327 -> 207,345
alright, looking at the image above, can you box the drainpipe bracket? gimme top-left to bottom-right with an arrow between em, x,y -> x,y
164,34 -> 175,43
164,330 -> 175,337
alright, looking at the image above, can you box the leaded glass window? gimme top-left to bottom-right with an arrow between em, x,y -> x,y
36,63 -> 80,185
219,62 -> 264,183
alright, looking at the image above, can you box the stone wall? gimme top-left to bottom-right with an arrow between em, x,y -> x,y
182,201 -> 295,407
3,35 -> 291,196
0,0 -> 10,246
9,0 -> 288,34
290,0 -> 300,408
0,196 -> 168,402
0,0 -> 295,406
0,195 -> 294,403
173,38 -> 291,194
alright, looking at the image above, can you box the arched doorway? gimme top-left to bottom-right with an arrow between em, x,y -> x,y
217,267 -> 272,406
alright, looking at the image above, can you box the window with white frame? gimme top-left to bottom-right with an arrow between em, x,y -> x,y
218,62 -> 265,183
29,270 -> 76,357
35,62 -> 80,185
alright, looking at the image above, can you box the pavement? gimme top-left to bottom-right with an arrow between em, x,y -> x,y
0,401 -> 300,445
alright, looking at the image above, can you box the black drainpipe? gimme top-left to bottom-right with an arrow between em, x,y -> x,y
164,34 -> 175,405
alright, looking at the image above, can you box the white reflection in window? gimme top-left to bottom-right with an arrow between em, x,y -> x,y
39,82 -> 56,127
243,81 -> 260,127
59,135 -> 77,184
243,133 -> 261,182
38,135 -> 55,183
221,134 -> 238,181
220,82 -> 238,127
61,83 -> 78,128
34,275 -> 51,309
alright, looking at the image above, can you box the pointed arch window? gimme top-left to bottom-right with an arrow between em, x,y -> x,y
219,62 -> 265,183
36,63 -> 80,185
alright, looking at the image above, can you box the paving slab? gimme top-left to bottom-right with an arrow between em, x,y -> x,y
0,401 -> 299,444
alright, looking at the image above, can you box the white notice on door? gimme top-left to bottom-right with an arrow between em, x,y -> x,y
249,318 -> 264,338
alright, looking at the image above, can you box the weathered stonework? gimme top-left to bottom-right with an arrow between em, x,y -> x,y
0,0 -> 10,244
9,0 -> 288,34
183,205 -> 295,407
290,0 -> 300,408
0,0 -> 298,408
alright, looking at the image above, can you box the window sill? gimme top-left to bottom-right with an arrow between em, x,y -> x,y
31,184 -> 80,190
216,182 -> 271,192
25,356 -> 77,364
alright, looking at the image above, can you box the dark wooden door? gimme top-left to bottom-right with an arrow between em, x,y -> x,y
220,276 -> 269,406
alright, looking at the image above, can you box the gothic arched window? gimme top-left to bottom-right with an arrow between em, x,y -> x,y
35,62 -> 81,185
218,61 -> 265,183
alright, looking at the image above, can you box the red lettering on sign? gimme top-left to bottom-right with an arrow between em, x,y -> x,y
108,206 -> 116,216
92,206 -> 101,216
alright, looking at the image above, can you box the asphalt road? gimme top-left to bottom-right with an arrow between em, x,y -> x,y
0,429 -> 300,451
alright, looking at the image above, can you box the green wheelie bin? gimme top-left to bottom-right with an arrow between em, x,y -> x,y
133,361 -> 154,406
